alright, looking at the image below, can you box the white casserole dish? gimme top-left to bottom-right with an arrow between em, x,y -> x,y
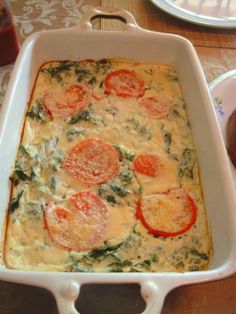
0,6 -> 236,314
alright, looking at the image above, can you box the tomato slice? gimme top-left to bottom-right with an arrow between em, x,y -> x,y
63,138 -> 120,184
104,69 -> 145,97
44,191 -> 109,251
43,84 -> 89,118
133,154 -> 160,177
140,96 -> 173,118
136,189 -> 197,237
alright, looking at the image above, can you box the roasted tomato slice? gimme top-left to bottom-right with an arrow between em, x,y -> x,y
43,84 -> 89,118
44,191 -> 109,251
140,96 -> 173,118
104,69 -> 145,97
63,138 -> 120,184
136,188 -> 197,237
133,154 -> 160,177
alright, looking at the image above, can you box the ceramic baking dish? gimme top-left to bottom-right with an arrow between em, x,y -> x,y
0,6 -> 236,314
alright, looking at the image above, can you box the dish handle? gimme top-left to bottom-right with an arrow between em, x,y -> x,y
140,279 -> 171,314
78,6 -> 141,32
51,278 -> 172,314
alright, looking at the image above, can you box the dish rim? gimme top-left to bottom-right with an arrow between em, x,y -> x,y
1,6 -> 236,314
209,69 -> 236,187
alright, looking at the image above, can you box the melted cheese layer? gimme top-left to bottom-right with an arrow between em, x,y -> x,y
4,59 -> 212,272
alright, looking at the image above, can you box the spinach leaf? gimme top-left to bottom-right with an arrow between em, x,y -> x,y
127,118 -> 152,140
9,190 -> 24,213
15,169 -> 29,181
119,169 -> 134,184
166,68 -> 178,81
41,61 -> 73,82
93,59 -> 111,74
108,260 -> 133,272
106,195 -> 117,204
66,127 -> 85,141
110,183 -> 129,197
88,243 -> 122,260
98,184 -> 117,204
50,177 -> 57,190
27,99 -> 50,122
190,249 -> 209,261
164,132 -> 172,146
75,68 -> 91,83
68,108 -> 95,125
113,144 -> 135,161
178,148 -> 195,179
14,165 -> 37,182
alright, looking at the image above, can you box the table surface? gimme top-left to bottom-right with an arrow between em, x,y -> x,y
1,1 -> 236,313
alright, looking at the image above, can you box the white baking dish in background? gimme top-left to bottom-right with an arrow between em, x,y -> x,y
0,6 -> 236,314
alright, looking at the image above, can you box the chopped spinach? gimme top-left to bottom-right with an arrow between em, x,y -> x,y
190,249 -> 209,261
98,184 -> 117,204
178,148 -> 195,179
169,246 -> 209,272
68,253 -> 93,272
106,195 -> 117,204
110,183 -> 129,197
50,155 -> 63,172
50,177 -> 57,190
127,118 -> 152,140
172,108 -> 181,117
98,184 -> 109,196
175,261 -> 185,269
16,169 -> 36,181
19,144 -> 38,159
18,145 -> 28,155
15,136 -> 63,180
88,243 -> 122,260
87,59 -> 112,76
69,263 -> 92,272
119,168 -> 134,185
88,76 -> 97,85
139,125 -> 150,137
27,99 -> 50,122
74,59 -> 111,84
8,190 -> 24,213
68,108 -> 95,125
132,259 -> 152,271
164,132 -> 172,146
26,200 -> 44,219
75,67 -> 91,83
144,68 -> 153,75
108,260 -> 133,272
105,106 -> 118,116
14,161 -> 38,182
166,68 -> 178,81
113,144 -> 135,161
14,169 -> 29,181
41,61 -> 73,82
40,137 -> 60,158
66,127 -> 85,141
93,59 -> 111,74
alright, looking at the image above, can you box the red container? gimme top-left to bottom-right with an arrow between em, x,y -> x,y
0,0 -> 19,66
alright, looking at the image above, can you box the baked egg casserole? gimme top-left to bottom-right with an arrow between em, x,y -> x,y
4,59 -> 212,272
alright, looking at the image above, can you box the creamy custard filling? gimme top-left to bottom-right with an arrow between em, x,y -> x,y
4,59 -> 212,272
